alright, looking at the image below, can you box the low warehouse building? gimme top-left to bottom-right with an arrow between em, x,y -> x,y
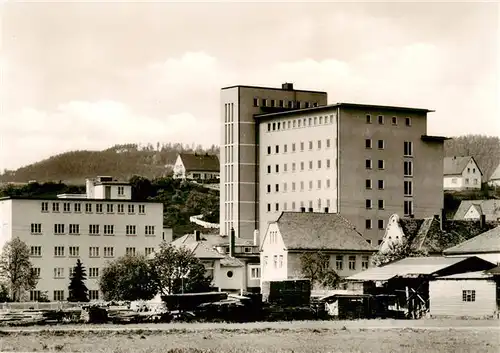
429,269 -> 499,318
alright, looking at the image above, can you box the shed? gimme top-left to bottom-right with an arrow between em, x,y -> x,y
429,271 -> 498,318
346,256 -> 496,318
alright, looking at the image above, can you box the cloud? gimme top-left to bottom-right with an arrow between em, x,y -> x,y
0,100 -> 219,170
1,40 -> 497,171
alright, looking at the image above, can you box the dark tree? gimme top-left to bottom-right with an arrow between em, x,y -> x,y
68,259 -> 89,302
0,238 -> 38,301
99,254 -> 158,301
150,243 -> 212,295
300,251 -> 340,289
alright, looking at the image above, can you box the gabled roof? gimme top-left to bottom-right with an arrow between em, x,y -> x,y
443,226 -> 500,255
453,200 -> 500,221
220,257 -> 245,267
436,271 -> 493,280
171,239 -> 225,259
347,256 -> 492,281
178,153 -> 220,173
443,156 -> 480,176
271,212 -> 375,252
489,163 -> 500,181
391,214 -> 499,254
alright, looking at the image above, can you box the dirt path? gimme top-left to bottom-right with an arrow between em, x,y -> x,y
2,318 -> 499,333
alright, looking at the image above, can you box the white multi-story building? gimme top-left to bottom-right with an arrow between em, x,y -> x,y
220,83 -> 447,245
0,176 -> 171,302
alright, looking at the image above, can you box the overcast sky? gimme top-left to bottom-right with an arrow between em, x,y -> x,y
0,1 -> 498,171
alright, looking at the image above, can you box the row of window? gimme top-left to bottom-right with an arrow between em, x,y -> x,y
30,289 -> 100,301
254,97 -> 319,110
266,114 -> 335,132
366,114 -> 412,127
262,254 -> 369,271
364,140 -> 413,156
450,178 -> 480,185
41,202 -> 147,214
266,159 -> 335,174
29,245 -> 155,258
30,223 -> 156,236
266,139 -> 333,155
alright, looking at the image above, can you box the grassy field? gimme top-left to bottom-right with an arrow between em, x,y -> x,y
1,323 -> 499,353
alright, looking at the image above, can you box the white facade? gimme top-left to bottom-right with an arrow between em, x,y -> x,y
443,158 -> 482,190
0,177 -> 168,302
429,275 -> 497,318
378,214 -> 405,253
258,113 -> 339,237
260,223 -> 288,282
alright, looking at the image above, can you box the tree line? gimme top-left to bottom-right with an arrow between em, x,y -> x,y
0,238 -> 210,302
0,142 -> 220,184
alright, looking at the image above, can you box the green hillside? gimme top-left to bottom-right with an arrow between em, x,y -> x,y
0,143 -> 220,184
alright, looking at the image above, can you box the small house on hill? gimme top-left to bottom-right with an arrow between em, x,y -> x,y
443,226 -> 500,264
443,156 -> 482,190
260,212 -> 376,285
173,153 -> 220,180
488,162 -> 500,188
453,199 -> 500,222
379,213 -> 499,255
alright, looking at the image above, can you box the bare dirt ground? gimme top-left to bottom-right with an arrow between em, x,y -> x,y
0,319 -> 499,353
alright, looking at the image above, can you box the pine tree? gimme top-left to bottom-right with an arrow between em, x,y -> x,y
68,259 -> 89,302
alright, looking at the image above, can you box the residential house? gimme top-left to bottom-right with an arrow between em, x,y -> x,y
347,256 -> 496,318
443,156 -> 482,190
429,269 -> 499,318
443,226 -> 500,264
0,176 -> 170,302
379,213 -> 498,256
173,153 -> 220,180
488,162 -> 500,188
260,212 -> 376,286
453,200 -> 500,222
171,230 -> 260,293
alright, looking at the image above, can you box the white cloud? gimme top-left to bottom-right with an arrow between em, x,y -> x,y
0,100 -> 219,170
1,42 -> 497,171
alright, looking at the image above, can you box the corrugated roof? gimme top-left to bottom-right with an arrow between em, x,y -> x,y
436,271 -> 493,280
443,156 -> 473,176
274,212 -> 375,252
347,256 -> 469,281
179,153 -> 219,172
490,163 -> 500,181
453,200 -> 500,221
443,226 -> 500,255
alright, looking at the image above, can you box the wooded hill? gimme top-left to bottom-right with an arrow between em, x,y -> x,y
1,135 -> 498,183
0,176 -> 219,239
0,143 -> 220,184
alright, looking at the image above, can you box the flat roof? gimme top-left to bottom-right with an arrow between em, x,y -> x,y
421,135 -> 450,142
0,196 -> 162,204
221,84 -> 327,94
255,102 -> 434,119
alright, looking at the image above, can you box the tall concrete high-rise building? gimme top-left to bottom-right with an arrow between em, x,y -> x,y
220,83 -> 328,239
220,83 -> 446,245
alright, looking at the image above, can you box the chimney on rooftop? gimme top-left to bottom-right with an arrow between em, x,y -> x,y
480,214 -> 486,228
194,230 -> 201,241
440,208 -> 446,231
253,229 -> 260,247
229,228 -> 236,258
282,82 -> 294,91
